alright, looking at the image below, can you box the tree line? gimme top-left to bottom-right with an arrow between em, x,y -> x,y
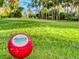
0,0 -> 79,21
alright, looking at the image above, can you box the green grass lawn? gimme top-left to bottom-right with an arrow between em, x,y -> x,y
0,18 -> 79,59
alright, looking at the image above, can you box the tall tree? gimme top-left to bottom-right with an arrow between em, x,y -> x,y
8,0 -> 19,10
0,0 -> 3,7
74,0 -> 79,20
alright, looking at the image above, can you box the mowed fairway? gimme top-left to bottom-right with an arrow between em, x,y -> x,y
0,18 -> 79,59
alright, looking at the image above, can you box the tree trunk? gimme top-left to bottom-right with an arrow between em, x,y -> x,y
78,5 -> 79,21
52,10 -> 53,20
46,13 -> 48,19
41,11 -> 44,19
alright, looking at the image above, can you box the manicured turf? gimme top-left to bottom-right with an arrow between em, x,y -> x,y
0,18 -> 79,59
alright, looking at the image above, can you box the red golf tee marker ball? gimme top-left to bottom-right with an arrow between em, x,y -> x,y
8,34 -> 33,59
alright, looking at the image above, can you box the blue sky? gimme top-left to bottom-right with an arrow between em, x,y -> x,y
19,0 -> 43,15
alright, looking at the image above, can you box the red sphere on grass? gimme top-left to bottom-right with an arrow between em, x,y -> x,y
8,34 -> 33,59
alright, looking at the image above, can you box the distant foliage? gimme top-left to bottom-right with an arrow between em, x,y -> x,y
28,8 -> 33,18
0,0 -> 3,7
0,0 -> 79,21
9,7 -> 23,17
43,7 -> 48,14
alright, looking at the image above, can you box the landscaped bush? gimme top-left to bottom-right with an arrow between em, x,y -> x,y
59,12 -> 66,20
59,12 -> 78,21
9,7 -> 23,17
65,13 -> 78,21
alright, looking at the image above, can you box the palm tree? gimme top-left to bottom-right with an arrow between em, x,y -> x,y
52,0 -> 60,20
68,0 -> 79,20
74,0 -> 79,21
36,0 -> 49,19
8,0 -> 19,10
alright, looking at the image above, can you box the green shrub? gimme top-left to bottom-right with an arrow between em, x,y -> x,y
60,12 -> 78,21
65,13 -> 78,21
60,12 -> 66,20
9,7 -> 23,17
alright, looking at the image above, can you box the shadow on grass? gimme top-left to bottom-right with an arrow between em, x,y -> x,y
0,19 -> 79,30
